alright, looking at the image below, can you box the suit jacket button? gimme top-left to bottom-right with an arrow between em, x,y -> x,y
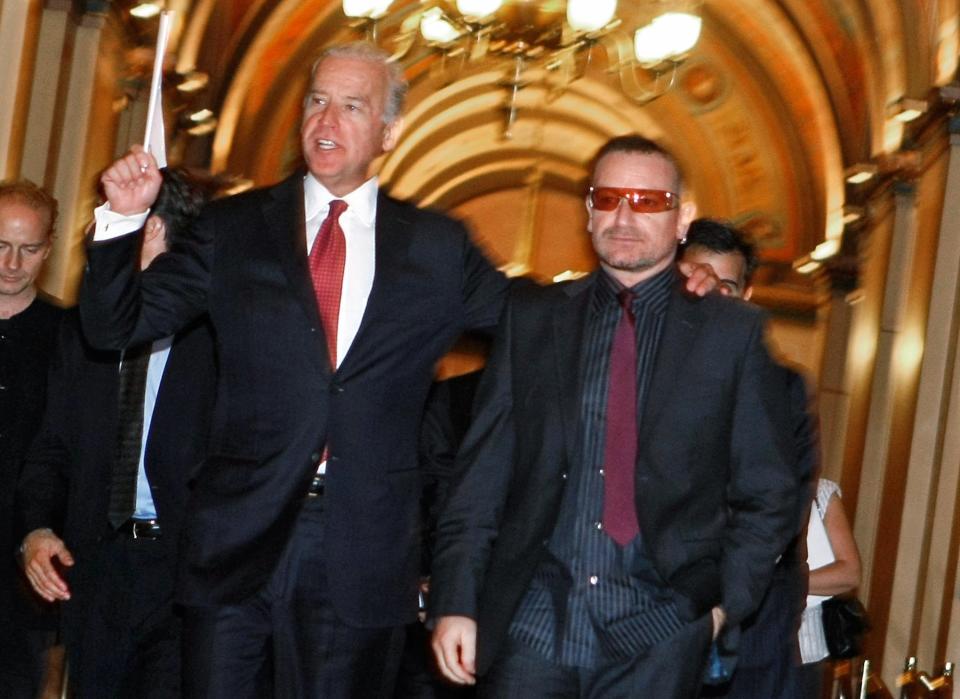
310,452 -> 321,463
560,472 -> 568,480
330,383 -> 343,394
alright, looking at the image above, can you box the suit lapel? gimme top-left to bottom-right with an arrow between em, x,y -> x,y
553,274 -> 595,466
336,193 -> 414,379
639,284 -> 706,440
260,173 -> 329,371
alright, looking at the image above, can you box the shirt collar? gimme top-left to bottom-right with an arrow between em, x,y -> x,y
594,266 -> 675,315
303,173 -> 379,227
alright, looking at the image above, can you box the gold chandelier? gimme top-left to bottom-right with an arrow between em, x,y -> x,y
342,0 -> 704,136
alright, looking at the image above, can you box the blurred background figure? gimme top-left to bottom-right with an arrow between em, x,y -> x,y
682,219 -> 818,699
17,167 -> 217,698
791,478 -> 862,698
0,180 -> 64,697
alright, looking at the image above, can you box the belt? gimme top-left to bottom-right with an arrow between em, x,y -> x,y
307,474 -> 325,498
116,518 -> 162,540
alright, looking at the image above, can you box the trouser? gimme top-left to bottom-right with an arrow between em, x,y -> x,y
480,613 -> 714,699
182,497 -> 406,699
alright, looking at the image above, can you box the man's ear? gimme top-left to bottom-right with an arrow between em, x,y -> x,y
382,118 -> 404,152
743,284 -> 754,301
585,195 -> 594,233
676,201 -> 697,241
144,215 -> 166,243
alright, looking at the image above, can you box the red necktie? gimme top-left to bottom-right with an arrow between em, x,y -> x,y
602,290 -> 640,546
308,200 -> 348,369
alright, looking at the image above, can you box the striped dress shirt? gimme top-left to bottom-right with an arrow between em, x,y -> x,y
509,267 -> 683,667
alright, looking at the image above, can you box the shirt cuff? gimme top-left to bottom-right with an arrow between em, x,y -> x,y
93,203 -> 149,241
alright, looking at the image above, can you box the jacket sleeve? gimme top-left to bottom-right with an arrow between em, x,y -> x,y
79,210 -> 211,351
16,319 -> 77,539
428,298 -> 516,620
720,317 -> 800,626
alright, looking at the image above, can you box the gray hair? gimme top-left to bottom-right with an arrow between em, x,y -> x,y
310,42 -> 408,124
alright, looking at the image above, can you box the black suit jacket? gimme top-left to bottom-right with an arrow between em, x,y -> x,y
429,273 -> 799,674
79,174 -> 508,626
17,311 -> 216,643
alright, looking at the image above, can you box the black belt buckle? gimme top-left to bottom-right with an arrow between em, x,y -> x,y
307,474 -> 325,498
121,519 -> 162,540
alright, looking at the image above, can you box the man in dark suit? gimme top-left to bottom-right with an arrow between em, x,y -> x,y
680,219 -> 818,698
18,168 -> 216,697
77,42 -> 510,697
430,135 -> 799,698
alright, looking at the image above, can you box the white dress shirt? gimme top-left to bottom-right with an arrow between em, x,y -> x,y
130,337 -> 173,520
93,174 -> 380,477
303,173 -> 377,369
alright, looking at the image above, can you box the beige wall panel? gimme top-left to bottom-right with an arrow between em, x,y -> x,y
0,0 -> 41,178
41,14 -> 105,304
20,2 -> 70,185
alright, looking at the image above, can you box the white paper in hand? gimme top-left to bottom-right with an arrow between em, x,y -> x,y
144,11 -> 174,168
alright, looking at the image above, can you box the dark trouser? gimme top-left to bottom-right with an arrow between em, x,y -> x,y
479,613 -> 714,699
0,624 -> 54,698
781,660 -> 824,699
68,530 -> 181,699
0,569 -> 56,698
182,497 -> 406,699
701,565 -> 804,699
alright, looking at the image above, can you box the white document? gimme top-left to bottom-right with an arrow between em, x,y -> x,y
143,11 -> 174,168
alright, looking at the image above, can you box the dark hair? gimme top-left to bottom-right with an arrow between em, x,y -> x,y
591,135 -> 684,192
682,218 -> 759,285
0,179 -> 58,237
152,167 -> 217,247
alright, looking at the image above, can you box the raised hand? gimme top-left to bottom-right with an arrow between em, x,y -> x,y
101,144 -> 163,216
678,259 -> 725,297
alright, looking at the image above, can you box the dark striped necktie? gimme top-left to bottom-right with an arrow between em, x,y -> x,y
107,344 -> 152,528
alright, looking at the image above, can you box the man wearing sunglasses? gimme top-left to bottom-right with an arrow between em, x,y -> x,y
430,135 -> 798,698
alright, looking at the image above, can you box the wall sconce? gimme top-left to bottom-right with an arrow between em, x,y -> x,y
177,71 -> 209,93
184,109 -> 217,136
889,97 -> 928,123
810,239 -> 840,261
221,178 -> 255,196
794,259 -> 821,275
844,163 -> 878,184
131,2 -> 163,19
842,205 -> 864,225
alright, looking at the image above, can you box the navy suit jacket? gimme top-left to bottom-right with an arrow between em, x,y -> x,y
17,311 -> 216,643
79,173 -> 508,626
429,273 -> 799,674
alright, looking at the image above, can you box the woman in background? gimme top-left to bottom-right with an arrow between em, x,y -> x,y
791,478 -> 862,698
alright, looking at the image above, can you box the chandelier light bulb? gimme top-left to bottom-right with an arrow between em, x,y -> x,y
634,11 -> 701,66
130,2 -> 162,19
566,0 -> 617,32
456,0 -> 503,19
342,0 -> 393,18
420,7 -> 462,43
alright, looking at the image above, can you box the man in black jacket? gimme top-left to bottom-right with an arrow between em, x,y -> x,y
0,180 -> 63,697
680,218 -> 817,698
430,137 -> 798,698
18,169 -> 216,698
